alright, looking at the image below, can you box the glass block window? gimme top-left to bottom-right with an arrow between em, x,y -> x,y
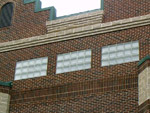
56,49 -> 91,74
15,57 -> 48,80
101,41 -> 139,66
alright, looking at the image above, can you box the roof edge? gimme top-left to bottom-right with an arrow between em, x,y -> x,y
23,0 -> 104,21
23,0 -> 56,20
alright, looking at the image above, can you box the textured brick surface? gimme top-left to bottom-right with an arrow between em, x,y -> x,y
0,0 -> 150,112
0,25 -> 148,112
10,88 -> 138,113
103,0 -> 150,22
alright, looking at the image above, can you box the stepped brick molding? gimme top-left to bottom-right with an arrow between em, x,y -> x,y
0,14 -> 150,52
46,10 -> 104,33
0,92 -> 10,113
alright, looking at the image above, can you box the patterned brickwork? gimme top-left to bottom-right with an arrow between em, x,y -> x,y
10,88 -> 138,113
0,0 -> 49,43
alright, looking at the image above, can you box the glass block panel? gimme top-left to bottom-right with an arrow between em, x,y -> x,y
132,49 -> 139,55
56,49 -> 91,74
102,54 -> 109,60
132,41 -> 139,48
125,42 -> 132,49
116,58 -> 124,64
109,45 -> 116,52
117,44 -> 124,51
124,57 -> 132,62
78,50 -> 85,58
117,51 -> 124,57
101,41 -> 139,66
124,50 -> 131,56
57,55 -> 63,61
109,53 -> 116,59
102,47 -> 109,54
78,58 -> 84,64
85,57 -> 91,62
109,60 -> 116,65
101,61 -> 109,66
14,57 -> 48,80
84,63 -> 91,69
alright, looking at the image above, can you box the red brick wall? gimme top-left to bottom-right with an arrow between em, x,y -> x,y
0,0 -> 49,43
0,0 -> 150,43
103,0 -> 150,22
0,25 -> 148,112
10,88 -> 138,113
0,0 -> 150,112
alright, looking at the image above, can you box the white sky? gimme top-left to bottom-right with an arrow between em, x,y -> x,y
41,0 -> 100,17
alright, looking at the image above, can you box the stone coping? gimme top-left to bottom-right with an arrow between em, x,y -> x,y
0,14 -> 150,52
46,10 -> 104,33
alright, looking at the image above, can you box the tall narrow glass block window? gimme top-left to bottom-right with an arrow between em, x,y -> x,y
56,49 -> 91,74
0,3 -> 14,28
101,41 -> 139,66
15,57 -> 48,80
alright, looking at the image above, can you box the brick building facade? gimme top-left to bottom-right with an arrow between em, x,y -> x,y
0,0 -> 150,112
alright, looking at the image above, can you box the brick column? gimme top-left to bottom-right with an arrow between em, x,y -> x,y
138,56 -> 150,113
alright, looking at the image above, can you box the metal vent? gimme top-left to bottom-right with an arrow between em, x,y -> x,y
0,3 -> 14,28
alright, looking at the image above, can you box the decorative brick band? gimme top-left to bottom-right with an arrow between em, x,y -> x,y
0,14 -> 150,52
10,75 -> 137,104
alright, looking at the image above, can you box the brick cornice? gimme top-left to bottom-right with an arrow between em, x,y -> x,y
0,14 -> 150,52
